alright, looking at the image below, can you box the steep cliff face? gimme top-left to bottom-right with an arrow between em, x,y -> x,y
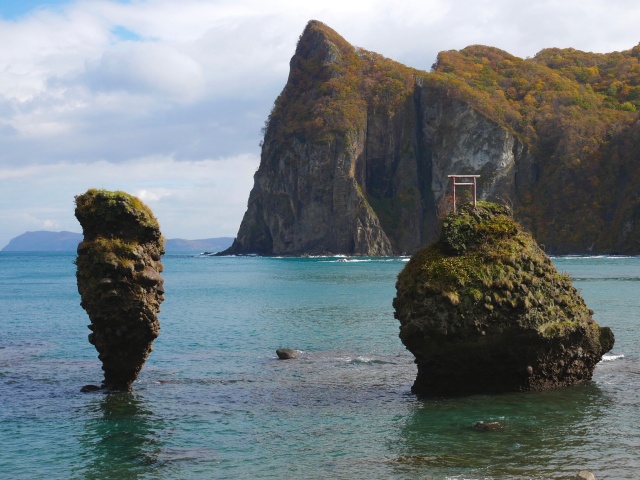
227,21 -> 396,255
409,90 -> 528,247
224,20 -> 640,256
232,133 -> 393,255
225,22 -> 522,256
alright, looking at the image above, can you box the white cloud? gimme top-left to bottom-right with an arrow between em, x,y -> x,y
137,189 -> 169,202
0,153 -> 258,247
42,219 -> 61,230
83,42 -> 206,102
1,0 -> 640,248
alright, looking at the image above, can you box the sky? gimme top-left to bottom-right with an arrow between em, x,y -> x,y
1,0 -> 639,247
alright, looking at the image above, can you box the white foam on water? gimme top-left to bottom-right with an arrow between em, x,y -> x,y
551,255 -> 639,259
601,353 -> 625,362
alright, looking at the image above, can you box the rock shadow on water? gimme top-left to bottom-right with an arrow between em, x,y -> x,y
78,390 -> 222,478
391,383 -> 611,479
77,393 -> 164,479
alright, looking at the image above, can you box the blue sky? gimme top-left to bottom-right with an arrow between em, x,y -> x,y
0,0 -> 639,247
0,0 -> 66,19
0,0 -> 130,19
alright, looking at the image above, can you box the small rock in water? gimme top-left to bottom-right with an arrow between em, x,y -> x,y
276,349 -> 298,359
575,471 -> 595,480
80,384 -> 102,393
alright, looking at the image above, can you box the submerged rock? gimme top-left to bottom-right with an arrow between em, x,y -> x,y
472,421 -> 506,432
393,202 -> 614,396
75,189 -> 165,391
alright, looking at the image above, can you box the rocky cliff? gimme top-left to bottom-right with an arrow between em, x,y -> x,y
224,20 -> 640,256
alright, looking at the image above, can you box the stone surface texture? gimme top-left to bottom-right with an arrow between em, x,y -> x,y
393,202 -> 614,396
75,189 -> 165,391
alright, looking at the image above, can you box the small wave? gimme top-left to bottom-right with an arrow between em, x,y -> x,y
351,356 -> 373,363
337,356 -> 394,365
326,256 -> 410,263
551,255 -> 639,259
572,277 -> 640,282
601,353 -> 625,362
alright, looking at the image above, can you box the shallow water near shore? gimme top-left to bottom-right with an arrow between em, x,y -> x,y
0,253 -> 638,479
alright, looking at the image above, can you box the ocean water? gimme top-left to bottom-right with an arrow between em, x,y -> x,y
0,253 -> 637,480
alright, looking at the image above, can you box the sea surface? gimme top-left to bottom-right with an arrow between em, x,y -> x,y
0,253 -> 637,480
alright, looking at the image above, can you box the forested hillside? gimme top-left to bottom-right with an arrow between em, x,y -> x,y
430,44 -> 640,252
228,21 -> 640,255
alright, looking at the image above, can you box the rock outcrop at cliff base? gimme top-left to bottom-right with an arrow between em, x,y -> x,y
393,202 -> 614,396
75,189 -> 165,391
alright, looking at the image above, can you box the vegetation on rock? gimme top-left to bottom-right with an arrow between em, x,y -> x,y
429,45 -> 640,252
265,20 -> 418,144
394,201 -> 614,396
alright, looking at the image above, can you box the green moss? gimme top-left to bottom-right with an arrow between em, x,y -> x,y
468,287 -> 483,303
397,201 -> 599,339
77,237 -> 138,275
537,319 -> 580,338
75,189 -> 159,232
441,290 -> 460,305
440,201 -> 517,254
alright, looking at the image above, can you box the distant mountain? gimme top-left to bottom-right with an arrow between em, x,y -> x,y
1,231 -> 234,253
164,237 -> 234,252
2,231 -> 83,252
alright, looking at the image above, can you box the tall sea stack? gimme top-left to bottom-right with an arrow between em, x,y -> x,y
75,189 -> 165,391
394,202 -> 614,396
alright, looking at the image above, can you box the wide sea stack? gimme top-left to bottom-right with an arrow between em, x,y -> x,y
393,202 -> 614,396
224,20 -> 640,256
75,189 -> 165,391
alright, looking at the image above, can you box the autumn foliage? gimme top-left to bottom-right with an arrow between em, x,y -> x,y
425,43 -> 640,251
263,20 -> 640,253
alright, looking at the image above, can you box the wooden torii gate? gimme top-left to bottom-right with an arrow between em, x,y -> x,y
448,175 -> 480,212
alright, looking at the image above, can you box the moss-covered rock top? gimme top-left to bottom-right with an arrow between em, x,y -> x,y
397,201 -> 595,339
75,189 -> 162,244
394,201 -> 614,395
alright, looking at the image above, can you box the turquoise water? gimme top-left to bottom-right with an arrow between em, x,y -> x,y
0,253 -> 637,479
